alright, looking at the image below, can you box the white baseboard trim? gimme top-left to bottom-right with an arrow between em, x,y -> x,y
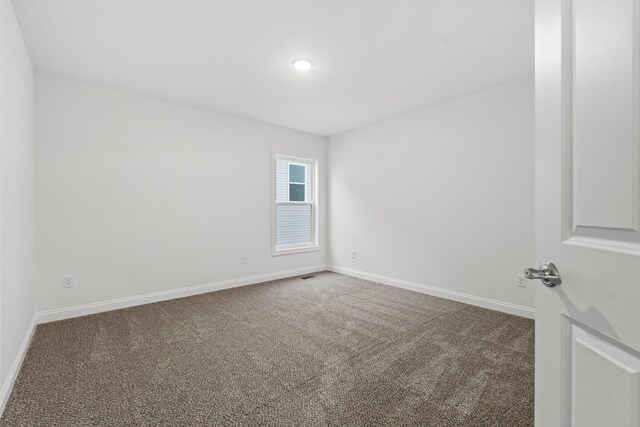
328,265 -> 535,319
0,314 -> 38,416
36,264 -> 329,324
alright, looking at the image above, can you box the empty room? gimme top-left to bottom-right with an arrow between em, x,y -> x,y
1,0 -> 639,426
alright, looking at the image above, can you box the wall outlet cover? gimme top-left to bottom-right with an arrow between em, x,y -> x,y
63,275 -> 75,288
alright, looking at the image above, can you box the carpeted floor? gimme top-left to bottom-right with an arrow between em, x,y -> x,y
1,271 -> 534,426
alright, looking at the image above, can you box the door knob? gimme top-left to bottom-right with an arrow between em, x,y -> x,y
524,261 -> 561,287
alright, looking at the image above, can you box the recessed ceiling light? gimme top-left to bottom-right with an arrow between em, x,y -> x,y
292,58 -> 314,71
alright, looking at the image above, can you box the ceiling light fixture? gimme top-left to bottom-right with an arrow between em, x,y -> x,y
292,58 -> 314,71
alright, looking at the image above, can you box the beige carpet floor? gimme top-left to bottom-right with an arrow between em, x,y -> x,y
1,271 -> 534,426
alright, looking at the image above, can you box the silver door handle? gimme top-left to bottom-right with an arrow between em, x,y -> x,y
524,261 -> 561,287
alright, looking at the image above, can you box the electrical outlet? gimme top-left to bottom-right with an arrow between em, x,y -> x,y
516,274 -> 527,288
351,250 -> 357,259
63,275 -> 75,288
241,255 -> 248,265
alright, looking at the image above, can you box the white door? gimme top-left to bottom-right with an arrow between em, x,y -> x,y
535,0 -> 640,425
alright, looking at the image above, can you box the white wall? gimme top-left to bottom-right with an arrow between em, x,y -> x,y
328,78 -> 534,311
36,74 -> 327,313
36,75 -> 533,316
1,0 -> 36,389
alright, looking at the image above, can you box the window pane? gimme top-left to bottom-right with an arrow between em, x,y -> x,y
276,205 -> 312,246
289,183 -> 305,201
289,164 -> 305,183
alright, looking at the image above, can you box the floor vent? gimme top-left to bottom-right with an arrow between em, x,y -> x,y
301,275 -> 315,280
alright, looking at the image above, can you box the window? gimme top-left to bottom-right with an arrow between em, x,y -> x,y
273,154 -> 318,255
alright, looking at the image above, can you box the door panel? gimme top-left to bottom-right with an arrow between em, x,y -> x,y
536,0 -> 640,425
566,0 -> 640,248
566,320 -> 640,427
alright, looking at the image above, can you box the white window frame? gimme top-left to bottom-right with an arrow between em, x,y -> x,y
272,153 -> 320,256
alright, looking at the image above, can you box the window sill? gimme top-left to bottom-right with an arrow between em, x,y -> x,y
272,245 -> 321,256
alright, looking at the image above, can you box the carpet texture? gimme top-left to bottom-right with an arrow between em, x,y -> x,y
1,271 -> 534,426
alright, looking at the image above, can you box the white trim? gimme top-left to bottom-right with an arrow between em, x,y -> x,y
564,234 -> 640,257
328,265 -> 535,319
275,201 -> 314,206
0,315 -> 38,417
272,245 -> 321,256
36,265 -> 328,324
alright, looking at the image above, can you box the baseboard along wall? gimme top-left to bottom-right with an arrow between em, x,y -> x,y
0,316 -> 38,417
36,265 -> 330,324
328,265 -> 535,319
